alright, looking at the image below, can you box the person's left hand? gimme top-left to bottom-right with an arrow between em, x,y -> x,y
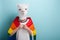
23,25 -> 32,35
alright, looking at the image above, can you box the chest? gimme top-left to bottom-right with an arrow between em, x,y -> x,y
20,19 -> 29,25
16,19 -> 30,40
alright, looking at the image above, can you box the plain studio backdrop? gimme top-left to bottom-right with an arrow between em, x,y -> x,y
0,0 -> 60,40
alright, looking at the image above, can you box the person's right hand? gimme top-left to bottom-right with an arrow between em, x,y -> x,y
19,24 -> 24,28
23,25 -> 32,35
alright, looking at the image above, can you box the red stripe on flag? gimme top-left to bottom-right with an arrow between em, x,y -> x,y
13,16 -> 20,27
26,17 -> 33,27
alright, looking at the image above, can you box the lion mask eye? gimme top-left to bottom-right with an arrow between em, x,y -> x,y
19,9 -> 21,11
25,8 -> 27,10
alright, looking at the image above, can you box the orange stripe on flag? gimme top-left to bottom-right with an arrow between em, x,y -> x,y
29,24 -> 35,31
11,23 -> 17,30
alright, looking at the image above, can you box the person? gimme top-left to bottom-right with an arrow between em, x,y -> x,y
8,4 -> 36,40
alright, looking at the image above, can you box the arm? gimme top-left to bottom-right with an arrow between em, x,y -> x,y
10,27 -> 19,36
10,24 -> 24,36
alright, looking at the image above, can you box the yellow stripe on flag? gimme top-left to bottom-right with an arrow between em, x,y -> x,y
32,29 -> 36,36
8,28 -> 13,35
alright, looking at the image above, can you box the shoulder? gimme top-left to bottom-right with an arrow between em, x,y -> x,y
27,17 -> 32,20
27,17 -> 33,22
15,16 -> 19,20
16,16 -> 19,19
14,16 -> 19,22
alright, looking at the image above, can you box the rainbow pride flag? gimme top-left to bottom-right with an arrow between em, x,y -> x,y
8,16 -> 36,40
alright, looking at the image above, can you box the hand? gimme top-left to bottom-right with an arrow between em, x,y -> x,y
19,24 -> 24,28
23,25 -> 32,35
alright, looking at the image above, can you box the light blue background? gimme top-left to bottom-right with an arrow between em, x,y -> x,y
0,0 -> 60,40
